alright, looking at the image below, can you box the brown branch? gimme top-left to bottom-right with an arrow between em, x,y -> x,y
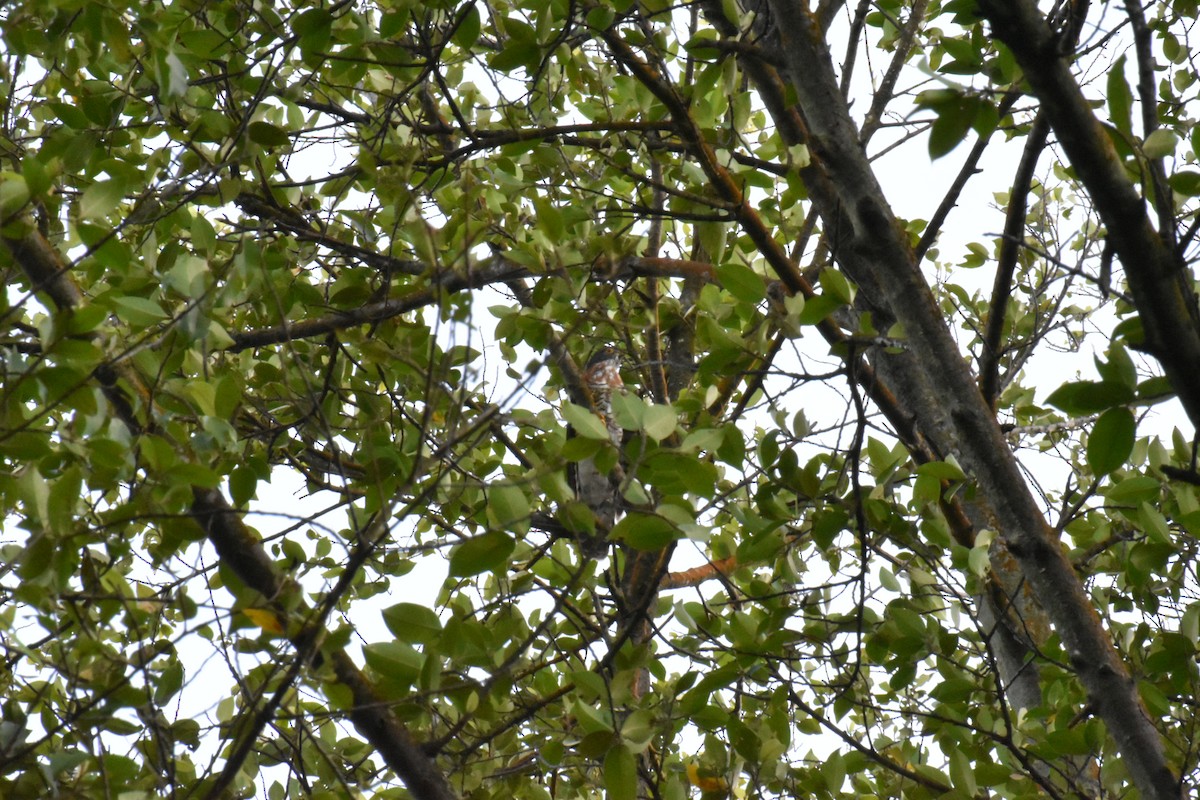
979,0 -> 1200,436
622,255 -> 716,283
2,220 -> 459,800
188,488 -> 458,800
597,17 -> 945,468
661,555 -> 738,590
435,120 -> 674,164
1161,465 -> 1200,486
643,160 -> 671,403
228,256 -> 529,351
859,0 -> 931,145
913,92 -> 1019,264
979,112 -> 1051,409
228,252 -> 717,355
1126,0 -> 1176,250
235,193 -> 427,276
3,221 -> 149,433
837,0 -> 873,98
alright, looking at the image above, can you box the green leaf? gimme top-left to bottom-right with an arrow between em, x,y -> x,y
920,91 -> 980,159
604,744 -> 638,800
1096,345 -> 1137,388
682,427 -> 724,454
643,451 -> 718,496
179,29 -> 228,59
948,748 -> 977,794
716,262 -> 765,304
46,467 -> 82,537
1087,407 -> 1135,475
563,402 -> 612,440
796,292 -> 844,325
533,197 -> 564,240
0,172 -> 30,218
619,710 -> 656,752
248,121 -> 291,148
488,40 -> 540,73
112,296 -> 168,327
294,7 -> 333,36
363,640 -> 424,687
1143,129 -> 1178,159
1108,54 -> 1133,134
822,750 -> 846,792
696,220 -> 728,264
818,268 -> 855,305
642,404 -> 678,442
46,101 -> 90,129
878,567 -> 900,592
916,460 -> 966,482
382,602 -> 443,644
572,699 -> 615,734
18,534 -> 54,580
611,512 -> 679,551
486,484 -> 530,531
1105,475 -> 1160,504
453,4 -> 482,49
1169,170 -> 1200,196
155,662 -> 184,705
1139,502 -> 1172,543
156,51 -> 189,99
79,178 -> 126,221
811,507 -> 849,549
1045,380 -> 1134,414
563,437 -> 602,462
585,5 -> 615,29
449,532 -> 515,576
967,538 -> 992,577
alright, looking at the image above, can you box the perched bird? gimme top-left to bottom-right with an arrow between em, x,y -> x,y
568,345 -> 625,557
582,344 -> 624,441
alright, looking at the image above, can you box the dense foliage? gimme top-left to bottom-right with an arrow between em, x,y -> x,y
2,0 -> 1199,798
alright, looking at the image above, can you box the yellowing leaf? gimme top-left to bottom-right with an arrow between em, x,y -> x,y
686,763 -> 730,795
243,607 -> 284,634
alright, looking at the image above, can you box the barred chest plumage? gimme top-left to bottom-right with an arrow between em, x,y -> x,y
583,345 -> 623,447
568,345 -> 626,557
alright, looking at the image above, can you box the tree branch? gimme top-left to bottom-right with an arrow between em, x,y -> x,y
979,112 -> 1051,409
1126,0 -> 1176,250
228,256 -> 529,351
760,2 -> 1179,796
979,0 -> 1200,437
2,221 -> 460,800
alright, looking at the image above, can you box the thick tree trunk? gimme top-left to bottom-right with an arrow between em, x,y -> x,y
741,2 -> 1181,797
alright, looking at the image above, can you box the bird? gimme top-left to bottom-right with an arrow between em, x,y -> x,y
582,344 -> 624,440
568,345 -> 625,557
